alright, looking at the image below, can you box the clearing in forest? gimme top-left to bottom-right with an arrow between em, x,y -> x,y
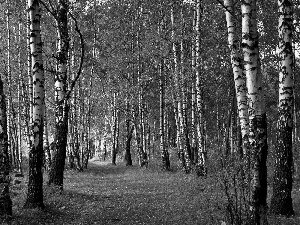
10,159 -> 300,225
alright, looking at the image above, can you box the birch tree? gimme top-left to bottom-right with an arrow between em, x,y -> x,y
158,10 -> 170,170
124,97 -> 133,166
48,0 -> 70,188
171,4 -> 191,173
24,0 -> 45,209
17,16 -> 23,174
270,0 -> 294,216
195,0 -> 206,176
6,0 -> 12,168
241,0 -> 268,223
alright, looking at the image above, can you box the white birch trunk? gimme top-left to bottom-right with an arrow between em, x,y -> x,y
270,0 -> 294,216
24,0 -> 45,209
241,1 -> 268,223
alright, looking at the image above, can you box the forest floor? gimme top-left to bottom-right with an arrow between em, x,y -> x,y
8,156 -> 300,225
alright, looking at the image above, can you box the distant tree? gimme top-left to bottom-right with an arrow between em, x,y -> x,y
124,98 -> 134,166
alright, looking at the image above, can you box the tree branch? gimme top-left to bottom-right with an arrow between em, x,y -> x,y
215,0 -> 239,22
40,0 -> 57,19
65,12 -> 85,101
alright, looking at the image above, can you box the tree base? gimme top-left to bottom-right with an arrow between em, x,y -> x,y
196,165 -> 207,177
270,194 -> 294,217
23,200 -> 45,210
0,196 -> 12,217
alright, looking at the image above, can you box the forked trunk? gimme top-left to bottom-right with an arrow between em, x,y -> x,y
224,0 -> 249,157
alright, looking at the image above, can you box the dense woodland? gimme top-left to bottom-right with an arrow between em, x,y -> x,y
0,0 -> 300,224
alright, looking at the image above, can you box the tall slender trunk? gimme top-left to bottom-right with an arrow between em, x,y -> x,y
270,0 -> 294,216
160,59 -> 170,170
241,1 -> 268,223
84,14 -> 96,167
124,98 -> 133,166
0,76 -> 12,218
48,0 -> 70,188
159,16 -> 170,171
6,0 -> 12,168
24,0 -> 45,209
180,31 -> 192,166
171,5 -> 191,173
84,78 -> 92,169
69,34 -> 82,171
26,12 -> 33,156
191,18 -> 197,163
172,91 -> 185,169
111,92 -> 117,165
17,17 -> 23,174
44,107 -> 51,170
195,0 -> 206,176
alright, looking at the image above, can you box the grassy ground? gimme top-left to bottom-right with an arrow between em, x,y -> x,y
7,157 -> 300,225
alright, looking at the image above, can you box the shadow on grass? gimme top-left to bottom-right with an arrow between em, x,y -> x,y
12,204 -> 70,225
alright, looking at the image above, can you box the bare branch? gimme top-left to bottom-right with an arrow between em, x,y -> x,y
65,12 -> 85,101
40,0 -> 57,19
